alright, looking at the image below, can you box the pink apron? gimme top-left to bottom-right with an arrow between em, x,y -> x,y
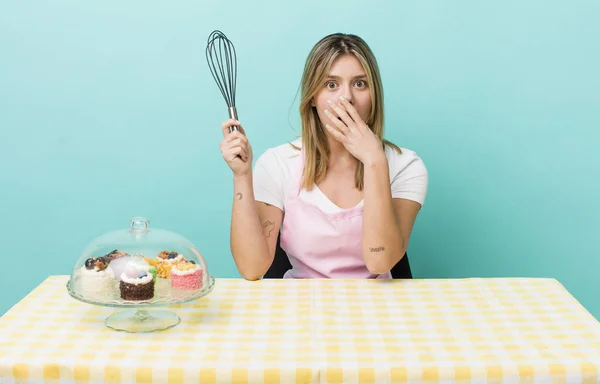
279,149 -> 392,279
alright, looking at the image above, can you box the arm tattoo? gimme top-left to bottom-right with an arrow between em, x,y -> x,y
262,220 -> 275,238
236,193 -> 243,200
369,247 -> 385,252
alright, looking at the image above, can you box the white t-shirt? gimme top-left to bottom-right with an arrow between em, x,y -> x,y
253,138 -> 428,212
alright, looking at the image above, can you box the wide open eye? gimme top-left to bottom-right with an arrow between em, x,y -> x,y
325,81 -> 338,90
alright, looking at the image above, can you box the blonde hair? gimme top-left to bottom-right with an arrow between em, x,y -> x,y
296,33 -> 401,190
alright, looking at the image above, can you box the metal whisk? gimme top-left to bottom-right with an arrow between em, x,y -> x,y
206,30 -> 240,132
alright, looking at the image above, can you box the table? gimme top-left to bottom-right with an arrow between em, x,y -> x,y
1,276 -> 600,383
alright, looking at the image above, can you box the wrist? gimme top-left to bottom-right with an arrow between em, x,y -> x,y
362,150 -> 387,168
233,172 -> 252,184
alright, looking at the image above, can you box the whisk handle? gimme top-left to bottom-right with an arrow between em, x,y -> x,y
228,107 -> 240,133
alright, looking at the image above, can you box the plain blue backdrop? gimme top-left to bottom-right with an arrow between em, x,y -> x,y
1,0 -> 599,318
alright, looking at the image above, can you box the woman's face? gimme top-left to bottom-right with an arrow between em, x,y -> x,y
313,54 -> 372,129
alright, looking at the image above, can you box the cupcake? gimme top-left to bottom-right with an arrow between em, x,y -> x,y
171,261 -> 203,290
155,250 -> 185,278
126,254 -> 157,282
119,263 -> 155,301
75,257 -> 117,301
107,256 -> 136,280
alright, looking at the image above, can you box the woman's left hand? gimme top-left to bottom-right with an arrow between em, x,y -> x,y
323,96 -> 385,165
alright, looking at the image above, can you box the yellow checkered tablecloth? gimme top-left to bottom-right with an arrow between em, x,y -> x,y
1,276 -> 600,383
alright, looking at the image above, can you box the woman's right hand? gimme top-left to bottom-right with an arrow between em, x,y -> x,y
219,119 -> 253,177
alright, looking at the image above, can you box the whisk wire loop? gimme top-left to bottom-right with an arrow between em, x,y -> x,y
206,30 -> 239,132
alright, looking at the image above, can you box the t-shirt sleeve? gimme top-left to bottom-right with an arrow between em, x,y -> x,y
389,148 -> 429,206
252,149 -> 285,211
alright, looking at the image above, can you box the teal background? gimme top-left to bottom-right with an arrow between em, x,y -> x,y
1,1 -> 599,317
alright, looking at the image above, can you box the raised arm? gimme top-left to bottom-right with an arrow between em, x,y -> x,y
230,176 -> 283,280
322,97 -> 424,275
219,118 -> 283,280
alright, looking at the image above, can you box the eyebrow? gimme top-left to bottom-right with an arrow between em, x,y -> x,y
325,74 -> 367,80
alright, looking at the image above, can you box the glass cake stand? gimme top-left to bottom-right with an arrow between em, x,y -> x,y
66,217 -> 216,333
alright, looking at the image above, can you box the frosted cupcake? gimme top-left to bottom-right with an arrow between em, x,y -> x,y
75,257 -> 117,301
171,261 -> 203,290
119,264 -> 155,301
155,250 -> 184,278
126,254 -> 157,282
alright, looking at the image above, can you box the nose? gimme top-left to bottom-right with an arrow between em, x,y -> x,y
340,88 -> 354,105
340,85 -> 354,105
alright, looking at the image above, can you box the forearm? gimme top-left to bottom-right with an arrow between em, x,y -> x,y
361,154 -> 405,274
230,174 -> 270,280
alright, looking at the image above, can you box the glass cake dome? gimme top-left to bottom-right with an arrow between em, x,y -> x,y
66,216 -> 215,333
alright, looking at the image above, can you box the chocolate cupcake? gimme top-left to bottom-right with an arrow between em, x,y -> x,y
119,264 -> 154,301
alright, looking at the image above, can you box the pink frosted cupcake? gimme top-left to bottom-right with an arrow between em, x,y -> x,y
171,261 -> 202,290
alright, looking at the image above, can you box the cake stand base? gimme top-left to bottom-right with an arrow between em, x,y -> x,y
105,309 -> 180,333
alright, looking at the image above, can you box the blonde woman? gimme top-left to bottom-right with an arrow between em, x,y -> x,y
219,33 -> 428,280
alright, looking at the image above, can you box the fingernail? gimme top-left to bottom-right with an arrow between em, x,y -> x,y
327,100 -> 333,105
340,96 -> 345,101
324,109 -> 330,114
